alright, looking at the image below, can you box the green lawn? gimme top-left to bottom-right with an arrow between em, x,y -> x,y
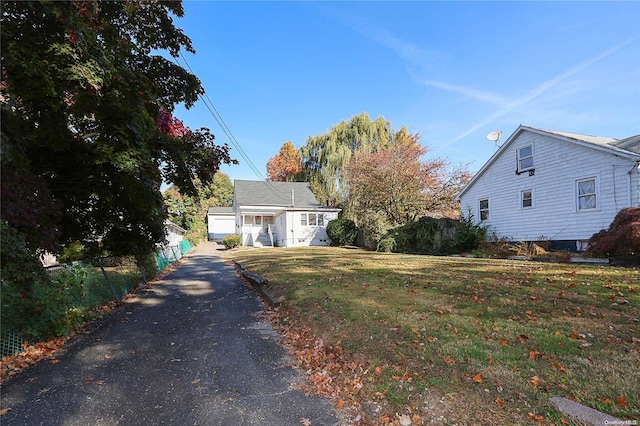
227,247 -> 639,425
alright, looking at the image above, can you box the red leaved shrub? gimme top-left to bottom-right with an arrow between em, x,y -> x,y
588,207 -> 640,257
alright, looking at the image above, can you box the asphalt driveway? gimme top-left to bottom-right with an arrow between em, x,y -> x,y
0,242 -> 338,425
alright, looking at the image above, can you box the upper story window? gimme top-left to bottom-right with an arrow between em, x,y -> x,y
521,190 -> 533,209
577,177 -> 597,210
517,145 -> 534,172
479,198 -> 489,221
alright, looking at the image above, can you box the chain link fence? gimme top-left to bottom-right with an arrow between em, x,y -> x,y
1,242 -> 194,358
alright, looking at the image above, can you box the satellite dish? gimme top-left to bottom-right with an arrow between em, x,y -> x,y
486,130 -> 503,151
486,130 -> 503,142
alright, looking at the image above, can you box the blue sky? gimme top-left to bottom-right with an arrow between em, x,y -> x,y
171,1 -> 640,181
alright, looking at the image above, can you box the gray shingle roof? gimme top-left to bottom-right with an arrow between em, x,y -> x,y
234,180 -> 322,208
611,134 -> 640,154
207,207 -> 234,215
538,127 -> 640,156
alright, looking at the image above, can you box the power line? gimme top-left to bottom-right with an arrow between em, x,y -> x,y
174,52 -> 281,197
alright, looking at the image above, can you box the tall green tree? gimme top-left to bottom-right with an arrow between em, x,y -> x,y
164,172 -> 234,243
1,0 -> 235,284
300,112 -> 394,207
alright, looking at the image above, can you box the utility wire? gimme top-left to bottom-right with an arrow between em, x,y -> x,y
175,52 -> 282,197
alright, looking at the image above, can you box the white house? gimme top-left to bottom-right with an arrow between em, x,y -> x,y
215,180 -> 341,248
456,125 -> 640,251
207,207 -> 235,241
164,220 -> 186,246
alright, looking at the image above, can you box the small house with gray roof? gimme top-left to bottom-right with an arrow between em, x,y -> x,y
208,180 -> 341,247
456,125 -> 640,251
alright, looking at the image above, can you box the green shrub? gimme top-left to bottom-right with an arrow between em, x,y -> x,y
378,217 -> 460,255
184,221 -> 207,245
359,211 -> 392,248
453,211 -> 488,253
222,234 -> 241,249
377,236 -> 396,252
326,218 -> 358,246
58,241 -> 87,263
2,264 -> 91,340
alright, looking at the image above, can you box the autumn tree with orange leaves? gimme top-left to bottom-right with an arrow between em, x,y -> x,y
266,141 -> 303,181
346,131 -> 471,243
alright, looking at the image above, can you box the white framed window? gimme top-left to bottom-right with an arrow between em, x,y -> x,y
244,215 -> 253,225
255,215 -> 262,225
309,213 -> 317,226
318,214 -> 325,227
576,177 -> 597,210
479,199 -> 489,221
300,213 -> 307,226
517,145 -> 534,172
521,190 -> 533,209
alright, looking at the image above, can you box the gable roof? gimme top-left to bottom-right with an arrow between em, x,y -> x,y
234,180 -> 325,209
165,220 -> 186,234
207,206 -> 234,216
539,128 -> 640,155
456,125 -> 640,201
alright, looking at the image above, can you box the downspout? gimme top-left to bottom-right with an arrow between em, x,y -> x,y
629,162 -> 639,207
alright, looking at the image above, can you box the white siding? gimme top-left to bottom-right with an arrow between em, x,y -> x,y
459,131 -> 639,243
207,214 -> 236,240
273,210 -> 339,247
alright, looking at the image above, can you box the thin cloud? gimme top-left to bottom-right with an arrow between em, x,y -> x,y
422,80 -> 508,105
440,35 -> 640,148
317,4 -> 442,72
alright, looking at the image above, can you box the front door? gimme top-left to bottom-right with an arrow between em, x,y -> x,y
263,216 -> 271,233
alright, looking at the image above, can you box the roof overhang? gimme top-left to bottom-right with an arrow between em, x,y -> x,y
455,125 -> 640,201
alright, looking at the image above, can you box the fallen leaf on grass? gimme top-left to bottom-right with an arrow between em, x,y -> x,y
530,376 -> 541,387
495,398 -> 505,407
444,356 -> 456,366
552,363 -> 567,372
473,374 -> 483,383
336,399 -> 344,408
615,394 -> 630,408
529,350 -> 542,360
527,412 -> 544,423
560,418 -> 570,425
